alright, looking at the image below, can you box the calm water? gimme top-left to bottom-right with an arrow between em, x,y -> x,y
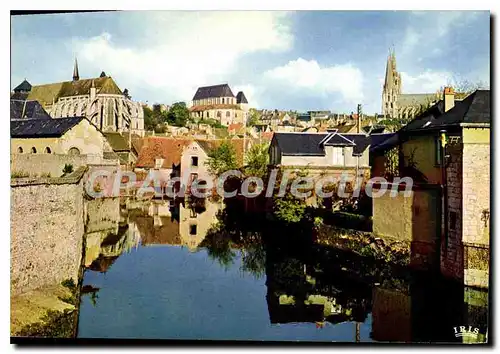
77,199 -> 488,343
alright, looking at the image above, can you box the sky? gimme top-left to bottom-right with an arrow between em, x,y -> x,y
11,10 -> 490,114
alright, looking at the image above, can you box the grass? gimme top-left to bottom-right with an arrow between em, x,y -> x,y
11,171 -> 30,178
14,279 -> 79,338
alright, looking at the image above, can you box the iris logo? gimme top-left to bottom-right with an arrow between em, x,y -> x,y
453,326 -> 480,339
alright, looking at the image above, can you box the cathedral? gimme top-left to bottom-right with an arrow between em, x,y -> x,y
11,59 -> 145,136
381,50 -> 439,120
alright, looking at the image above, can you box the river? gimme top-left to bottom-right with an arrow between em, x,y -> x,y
77,198 -> 488,343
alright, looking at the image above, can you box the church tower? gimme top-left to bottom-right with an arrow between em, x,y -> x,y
73,58 -> 80,81
382,48 -> 401,118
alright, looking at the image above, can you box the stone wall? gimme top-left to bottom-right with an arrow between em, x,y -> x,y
441,136 -> 464,281
372,184 -> 440,270
11,153 -> 119,179
441,128 -> 490,288
10,167 -> 87,295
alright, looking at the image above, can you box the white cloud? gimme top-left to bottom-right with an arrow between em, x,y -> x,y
71,12 -> 293,104
399,70 -> 452,93
263,58 -> 364,104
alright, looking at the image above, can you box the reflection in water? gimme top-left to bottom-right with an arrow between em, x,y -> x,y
78,197 -> 489,343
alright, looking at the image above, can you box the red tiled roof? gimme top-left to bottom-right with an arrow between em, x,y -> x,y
261,132 -> 274,141
194,138 -> 250,166
135,137 -> 193,169
228,123 -> 243,132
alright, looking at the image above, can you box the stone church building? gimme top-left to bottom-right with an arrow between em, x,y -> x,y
189,84 -> 249,126
381,50 -> 439,120
11,59 -> 145,136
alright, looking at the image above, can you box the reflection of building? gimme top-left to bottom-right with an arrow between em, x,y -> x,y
371,282 -> 489,343
265,257 -> 370,327
179,200 -> 222,250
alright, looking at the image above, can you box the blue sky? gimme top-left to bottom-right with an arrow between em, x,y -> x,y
11,11 -> 490,114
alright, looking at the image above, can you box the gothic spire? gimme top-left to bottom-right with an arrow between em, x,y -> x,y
73,57 -> 80,81
384,48 -> 397,91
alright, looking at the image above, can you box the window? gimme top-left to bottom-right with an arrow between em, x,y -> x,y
68,147 -> 80,156
332,147 -> 344,166
17,147 -> 23,154
222,98 -> 225,104
226,111 -> 230,117
45,147 -> 52,154
31,147 -> 37,154
450,211 -> 457,231
189,224 -> 197,235
191,156 -> 199,167
435,137 -> 442,165
217,111 -> 222,118
206,111 -> 210,118
155,158 -> 164,169
107,100 -> 114,127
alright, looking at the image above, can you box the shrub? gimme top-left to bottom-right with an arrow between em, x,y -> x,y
11,171 -> 29,178
63,164 -> 74,175
327,212 -> 372,232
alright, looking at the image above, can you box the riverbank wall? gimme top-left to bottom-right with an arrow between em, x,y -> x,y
10,167 -> 88,337
10,167 -> 87,295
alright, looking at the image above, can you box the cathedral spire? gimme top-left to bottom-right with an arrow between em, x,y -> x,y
73,57 -> 80,81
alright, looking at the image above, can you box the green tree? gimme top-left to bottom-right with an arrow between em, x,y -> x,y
143,106 -> 156,130
273,192 -> 307,223
244,143 -> 269,178
205,141 -> 238,176
247,109 -> 260,126
166,102 -> 190,127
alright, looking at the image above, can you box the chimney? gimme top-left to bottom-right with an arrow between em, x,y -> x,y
444,87 -> 455,112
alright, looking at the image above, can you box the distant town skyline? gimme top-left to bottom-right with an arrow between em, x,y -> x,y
11,10 -> 490,114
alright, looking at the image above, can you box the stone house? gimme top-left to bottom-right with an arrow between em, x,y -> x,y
11,59 -> 145,136
269,131 -> 371,181
371,88 -> 490,288
134,137 -> 193,189
11,116 -> 112,158
180,138 -> 249,194
189,84 -> 248,126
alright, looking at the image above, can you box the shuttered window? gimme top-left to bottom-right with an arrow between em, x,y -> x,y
332,147 -> 344,166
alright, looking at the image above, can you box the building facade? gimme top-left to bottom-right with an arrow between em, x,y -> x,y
189,84 -> 248,126
372,88 -> 491,288
11,116 -> 113,158
12,59 -> 145,136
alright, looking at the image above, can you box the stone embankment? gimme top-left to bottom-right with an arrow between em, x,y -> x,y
10,167 -> 87,338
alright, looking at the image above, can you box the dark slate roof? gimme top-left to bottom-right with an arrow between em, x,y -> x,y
323,133 -> 356,147
11,117 -> 84,138
369,133 -> 397,152
343,134 -> 371,155
10,92 -> 29,100
10,99 -> 52,120
192,84 -> 235,100
273,133 -> 328,156
401,90 -> 490,132
13,79 -> 32,93
236,91 -> 248,104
